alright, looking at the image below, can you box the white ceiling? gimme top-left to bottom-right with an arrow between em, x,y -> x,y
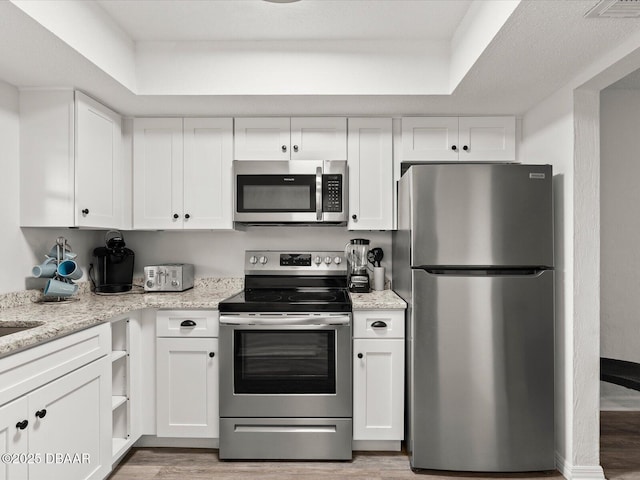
2,0 -> 640,115
96,0 -> 473,42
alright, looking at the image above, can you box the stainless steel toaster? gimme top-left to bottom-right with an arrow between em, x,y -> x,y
143,263 -> 194,292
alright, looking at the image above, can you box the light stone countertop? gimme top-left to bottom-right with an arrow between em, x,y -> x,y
0,279 -> 406,358
0,278 -> 243,358
349,289 -> 407,310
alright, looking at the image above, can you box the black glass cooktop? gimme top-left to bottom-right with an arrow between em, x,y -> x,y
219,288 -> 352,313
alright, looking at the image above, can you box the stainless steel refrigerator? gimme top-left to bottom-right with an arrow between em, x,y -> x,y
392,163 -> 555,472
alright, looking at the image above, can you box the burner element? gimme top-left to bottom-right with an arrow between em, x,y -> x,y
287,292 -> 338,302
245,292 -> 284,302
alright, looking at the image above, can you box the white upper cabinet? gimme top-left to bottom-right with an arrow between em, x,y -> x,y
290,117 -> 347,160
234,117 -> 290,160
234,117 -> 347,160
20,90 -> 128,229
133,118 -> 233,230
401,117 -> 459,162
458,116 -> 516,162
183,118 -> 234,229
133,118 -> 184,230
348,118 -> 394,230
402,116 -> 516,162
75,92 -> 124,228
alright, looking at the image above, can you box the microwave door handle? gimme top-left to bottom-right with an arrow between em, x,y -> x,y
316,167 -> 323,221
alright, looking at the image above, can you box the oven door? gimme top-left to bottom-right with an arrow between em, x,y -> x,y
233,160 -> 347,224
219,315 -> 352,418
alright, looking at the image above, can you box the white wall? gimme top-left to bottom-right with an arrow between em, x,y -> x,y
136,40 -> 449,96
519,26 -> 640,479
123,228 -> 392,280
0,80 -> 102,295
599,88 -> 640,409
521,84 -> 575,469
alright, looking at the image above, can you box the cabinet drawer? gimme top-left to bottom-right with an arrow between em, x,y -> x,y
156,310 -> 219,337
0,323 -> 110,406
353,310 -> 405,339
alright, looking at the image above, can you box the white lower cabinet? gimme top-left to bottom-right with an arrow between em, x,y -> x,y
352,310 -> 405,445
110,314 -> 141,464
0,357 -> 111,480
156,311 -> 219,438
0,398 -> 28,480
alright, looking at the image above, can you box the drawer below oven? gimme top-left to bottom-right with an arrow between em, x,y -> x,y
219,417 -> 352,460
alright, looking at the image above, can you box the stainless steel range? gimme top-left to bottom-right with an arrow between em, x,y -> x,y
218,251 -> 353,460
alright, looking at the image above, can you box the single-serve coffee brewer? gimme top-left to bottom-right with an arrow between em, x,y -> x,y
91,230 -> 135,293
345,238 -> 370,293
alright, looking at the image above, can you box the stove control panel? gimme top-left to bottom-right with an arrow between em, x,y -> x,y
245,251 -> 347,275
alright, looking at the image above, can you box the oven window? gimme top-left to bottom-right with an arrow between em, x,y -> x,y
234,330 -> 336,394
237,175 -> 316,212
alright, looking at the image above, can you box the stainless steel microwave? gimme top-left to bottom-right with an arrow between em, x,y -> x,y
233,160 -> 347,225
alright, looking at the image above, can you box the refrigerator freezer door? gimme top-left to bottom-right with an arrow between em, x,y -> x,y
407,164 -> 553,267
409,268 -> 555,471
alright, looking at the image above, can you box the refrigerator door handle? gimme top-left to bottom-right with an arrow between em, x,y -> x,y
421,268 -> 550,276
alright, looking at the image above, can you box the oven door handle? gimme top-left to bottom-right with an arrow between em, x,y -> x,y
219,315 -> 350,326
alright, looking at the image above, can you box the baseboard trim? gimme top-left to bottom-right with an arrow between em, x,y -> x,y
556,452 -> 606,480
352,440 -> 401,451
134,435 -> 219,449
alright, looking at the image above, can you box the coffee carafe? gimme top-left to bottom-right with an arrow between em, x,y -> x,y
345,238 -> 370,292
91,230 -> 135,293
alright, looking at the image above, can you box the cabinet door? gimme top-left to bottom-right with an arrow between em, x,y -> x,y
20,90 -> 75,227
133,118 -> 184,229
0,398 -> 28,480
29,357 -> 111,480
348,118 -> 393,230
183,118 -> 233,229
353,338 -> 404,441
401,117 -> 459,161
234,117 -> 290,160
291,117 -> 347,160
458,116 -> 516,162
156,338 -> 219,438
75,92 -> 123,228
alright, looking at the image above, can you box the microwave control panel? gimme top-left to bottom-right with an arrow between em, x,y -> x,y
322,174 -> 343,212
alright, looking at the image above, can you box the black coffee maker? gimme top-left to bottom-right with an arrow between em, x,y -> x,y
91,230 -> 135,293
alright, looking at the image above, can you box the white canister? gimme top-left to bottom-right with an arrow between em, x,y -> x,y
373,266 -> 385,291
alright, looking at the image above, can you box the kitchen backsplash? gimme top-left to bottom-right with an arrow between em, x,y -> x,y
123,228 -> 392,279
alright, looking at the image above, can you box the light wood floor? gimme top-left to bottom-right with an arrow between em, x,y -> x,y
108,412 -> 640,480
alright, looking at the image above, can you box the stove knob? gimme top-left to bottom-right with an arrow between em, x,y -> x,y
324,256 -> 332,265
314,256 -> 322,265
259,256 -> 268,265
146,280 -> 154,288
171,280 -> 178,287
333,256 -> 342,265
249,256 -> 258,265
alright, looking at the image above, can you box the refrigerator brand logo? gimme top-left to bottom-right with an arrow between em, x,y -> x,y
529,173 -> 546,180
